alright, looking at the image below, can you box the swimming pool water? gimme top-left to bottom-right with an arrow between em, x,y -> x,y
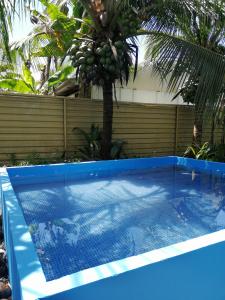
11,165 -> 225,281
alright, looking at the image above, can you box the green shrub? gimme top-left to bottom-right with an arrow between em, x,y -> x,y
184,142 -> 214,160
184,142 -> 225,162
73,124 -> 126,161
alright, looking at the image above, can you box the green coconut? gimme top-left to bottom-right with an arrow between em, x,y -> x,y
79,65 -> 85,72
68,45 -> 78,55
85,65 -> 92,72
78,57 -> 86,64
87,57 -> 95,65
95,47 -> 101,55
100,57 -> 106,65
114,41 -> 124,49
86,48 -> 93,55
103,44 -> 111,53
76,51 -> 84,59
105,50 -> 112,57
108,65 -> 116,73
105,57 -> 112,65
103,64 -> 109,70
80,45 -> 88,52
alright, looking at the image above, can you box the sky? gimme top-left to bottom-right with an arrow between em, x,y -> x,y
10,15 -> 33,42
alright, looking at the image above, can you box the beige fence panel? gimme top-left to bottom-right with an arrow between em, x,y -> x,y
0,94 -> 222,161
112,102 -> 177,157
66,99 -> 103,156
176,105 -> 194,155
0,94 -> 64,160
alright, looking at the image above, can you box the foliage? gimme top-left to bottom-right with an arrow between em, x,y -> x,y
111,139 -> 126,160
211,144 -> 225,163
74,124 -> 126,161
9,153 -> 16,165
184,142 -> 225,162
47,66 -> 74,87
66,2 -> 142,88
0,59 -> 37,94
0,152 -> 66,167
74,124 -> 102,160
0,0 -> 35,54
145,0 -> 225,118
0,50 -> 75,94
22,152 -> 44,165
184,142 -> 214,160
1,0 -> 225,105
67,0 -> 145,159
25,0 -> 78,57
3,0 -> 78,94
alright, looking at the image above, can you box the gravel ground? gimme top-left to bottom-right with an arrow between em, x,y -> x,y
0,211 -> 11,299
0,212 -> 8,279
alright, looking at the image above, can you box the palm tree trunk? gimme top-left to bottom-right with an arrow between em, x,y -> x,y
221,116 -> 225,145
45,57 -> 51,81
193,105 -> 204,146
210,116 -> 215,145
101,80 -> 113,160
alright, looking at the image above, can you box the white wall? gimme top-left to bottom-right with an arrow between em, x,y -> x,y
91,66 -> 184,105
92,87 -> 184,105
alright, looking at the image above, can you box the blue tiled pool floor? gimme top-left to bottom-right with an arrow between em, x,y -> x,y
12,165 -> 225,281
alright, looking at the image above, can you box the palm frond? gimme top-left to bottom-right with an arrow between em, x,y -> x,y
144,30 -> 225,116
0,0 -> 37,59
0,0 -> 11,59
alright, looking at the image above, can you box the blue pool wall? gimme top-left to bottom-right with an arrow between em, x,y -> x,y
1,173 -> 22,299
1,167 -> 41,300
41,240 -> 225,300
6,156 -> 177,183
2,156 -> 225,300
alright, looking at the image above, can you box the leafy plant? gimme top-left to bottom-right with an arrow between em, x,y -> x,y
0,51 -> 38,94
9,153 -> 17,166
111,139 -> 126,160
184,142 -> 215,160
74,124 -> 126,161
73,124 -> 102,160
23,152 -> 44,165
184,141 -> 225,162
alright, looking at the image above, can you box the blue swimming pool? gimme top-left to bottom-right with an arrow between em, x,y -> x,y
1,157 -> 225,300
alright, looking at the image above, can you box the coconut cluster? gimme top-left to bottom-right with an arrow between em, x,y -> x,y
69,40 -> 129,84
119,9 -> 141,36
68,7 -> 140,85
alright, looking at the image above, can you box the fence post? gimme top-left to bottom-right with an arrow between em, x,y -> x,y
63,98 -> 67,157
174,106 -> 179,155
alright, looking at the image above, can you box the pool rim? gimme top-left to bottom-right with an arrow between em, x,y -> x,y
1,156 -> 225,300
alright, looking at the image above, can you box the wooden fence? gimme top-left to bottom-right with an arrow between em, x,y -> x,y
0,93 -> 221,161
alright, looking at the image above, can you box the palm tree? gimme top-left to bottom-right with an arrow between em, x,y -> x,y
17,0 -> 142,159
68,0 -> 143,159
144,0 -> 225,145
0,0 -> 11,58
11,0 -> 78,91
